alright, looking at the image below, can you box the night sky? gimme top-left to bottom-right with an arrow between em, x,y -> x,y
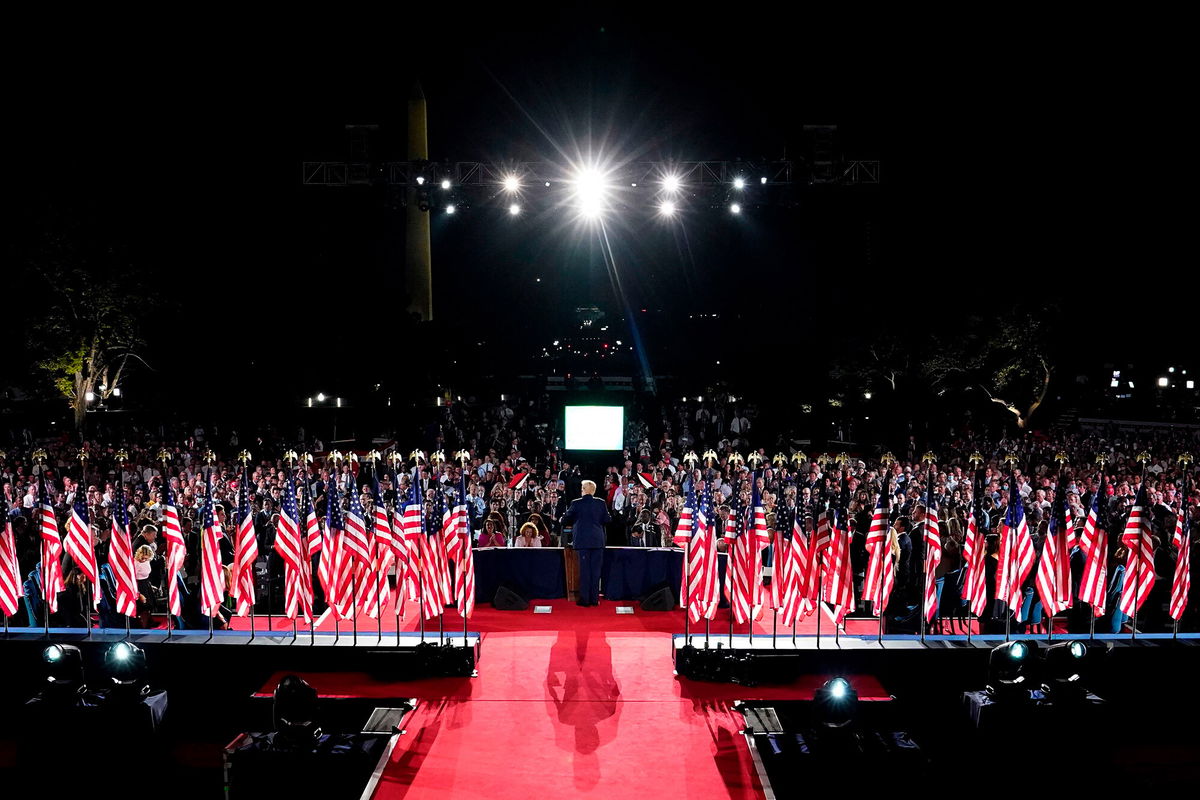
6,18 -> 1189,429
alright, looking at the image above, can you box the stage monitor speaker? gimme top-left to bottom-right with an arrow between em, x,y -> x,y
640,584 -> 675,612
493,584 -> 529,611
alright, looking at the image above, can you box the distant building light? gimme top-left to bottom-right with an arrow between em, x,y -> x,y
1110,380 -> 1119,388
1158,377 -> 1169,387
1128,381 -> 1135,388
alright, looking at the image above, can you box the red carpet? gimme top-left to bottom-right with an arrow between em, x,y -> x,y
246,600 -> 891,799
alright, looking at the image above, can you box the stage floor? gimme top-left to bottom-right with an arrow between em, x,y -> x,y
241,599 -> 891,800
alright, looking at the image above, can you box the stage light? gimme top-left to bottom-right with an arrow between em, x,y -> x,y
509,203 -> 521,216
1158,377 -> 1169,387
814,677 -> 858,727
85,392 -> 95,402
864,392 -> 872,400
42,644 -> 85,696
446,204 -> 456,215
545,181 -> 551,187
1189,381 -> 1196,390
105,642 -> 149,698
440,179 -> 451,190
416,176 -> 426,185
1170,366 -> 1176,373
1042,640 -> 1091,703
662,175 -> 681,194
572,167 -> 610,219
733,177 -> 746,190
273,674 -> 322,747
988,640 -> 1037,704
316,393 -> 325,402
730,203 -> 741,214
760,176 -> 767,185
659,201 -> 676,217
503,175 -> 520,192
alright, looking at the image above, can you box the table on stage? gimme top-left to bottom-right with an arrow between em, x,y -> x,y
471,546 -> 722,604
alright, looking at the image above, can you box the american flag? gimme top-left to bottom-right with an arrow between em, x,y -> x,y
725,489 -> 754,624
749,479 -> 770,619
37,475 -> 65,614
685,482 -> 719,623
1170,499 -> 1191,622
823,507 -> 856,626
231,468 -> 258,617
199,471 -> 225,618
278,474 -> 315,623
65,481 -> 99,607
109,486 -> 138,618
418,487 -> 453,620
1035,497 -> 1075,619
361,471 -> 394,619
675,480 -> 697,612
779,509 -> 810,627
1078,482 -> 1109,617
922,497 -> 942,623
400,472 -> 424,604
162,485 -> 186,617
997,489 -> 1035,620
0,490 -> 23,618
454,473 -> 476,618
862,492 -> 894,617
768,506 -> 789,613
1118,485 -> 1155,618
326,478 -> 354,620
962,507 -> 988,618
343,472 -> 372,568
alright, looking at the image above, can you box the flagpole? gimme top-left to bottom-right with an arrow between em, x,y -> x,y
390,453 -> 404,648
78,450 -> 94,638
35,452 -> 52,636
966,452 -> 984,645
1175,454 -> 1192,640
414,451 -> 427,645
919,452 -> 936,645
1046,453 -> 1065,644
1003,453 -> 1018,642
1090,457 -> 1106,642
302,453 -> 316,647
115,449 -> 135,639
1132,452 -> 1151,641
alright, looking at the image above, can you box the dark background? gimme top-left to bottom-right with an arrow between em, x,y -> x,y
3,13 -> 1193,439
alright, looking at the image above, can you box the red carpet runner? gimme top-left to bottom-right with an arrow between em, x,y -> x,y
248,601 -> 885,799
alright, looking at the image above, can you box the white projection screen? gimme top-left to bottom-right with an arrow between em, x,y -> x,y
564,405 -> 624,450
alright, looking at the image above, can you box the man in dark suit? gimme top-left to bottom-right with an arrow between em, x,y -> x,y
562,479 -> 611,606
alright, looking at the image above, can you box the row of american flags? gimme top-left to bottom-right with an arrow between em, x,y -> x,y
0,466 -> 479,626
667,474 -> 1193,631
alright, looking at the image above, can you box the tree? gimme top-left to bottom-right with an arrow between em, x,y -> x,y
923,312 -> 1053,430
24,220 -> 149,432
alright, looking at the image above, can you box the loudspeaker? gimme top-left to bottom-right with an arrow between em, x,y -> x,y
640,584 -> 675,612
492,584 -> 529,611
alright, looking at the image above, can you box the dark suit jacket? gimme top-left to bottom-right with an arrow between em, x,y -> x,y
562,495 -> 611,549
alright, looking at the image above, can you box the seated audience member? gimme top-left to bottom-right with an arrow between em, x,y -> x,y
514,521 -> 543,547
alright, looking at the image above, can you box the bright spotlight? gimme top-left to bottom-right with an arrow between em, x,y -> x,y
445,204 -> 456,215
662,175 -> 681,194
504,175 -> 520,192
416,176 -> 426,185
814,677 -> 858,727
733,177 -> 746,190
760,176 -> 768,185
440,179 -> 451,190
659,201 -> 676,217
730,203 -> 741,214
316,393 -> 325,402
41,644 -> 85,697
1158,377 -> 1169,387
508,203 -> 521,216
572,168 -> 610,219
104,641 -> 148,696
988,640 -> 1037,704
